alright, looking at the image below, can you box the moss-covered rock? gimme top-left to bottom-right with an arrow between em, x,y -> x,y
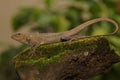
13,36 -> 120,80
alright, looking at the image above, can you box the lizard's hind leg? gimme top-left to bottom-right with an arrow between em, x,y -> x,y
60,36 -> 73,42
61,35 -> 89,42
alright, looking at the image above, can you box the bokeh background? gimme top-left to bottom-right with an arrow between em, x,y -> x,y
0,0 -> 120,80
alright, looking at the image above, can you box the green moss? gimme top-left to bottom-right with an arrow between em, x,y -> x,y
14,50 -> 72,68
14,36 -> 107,68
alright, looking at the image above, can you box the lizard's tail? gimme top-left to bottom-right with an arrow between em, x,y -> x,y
63,17 -> 119,36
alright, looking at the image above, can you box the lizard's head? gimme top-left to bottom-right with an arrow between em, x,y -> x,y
11,33 -> 29,44
11,33 -> 45,45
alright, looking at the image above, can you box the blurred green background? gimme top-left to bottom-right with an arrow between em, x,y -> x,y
0,0 -> 120,80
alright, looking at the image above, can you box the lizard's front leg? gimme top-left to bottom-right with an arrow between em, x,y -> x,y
32,44 -> 41,53
30,44 -> 41,58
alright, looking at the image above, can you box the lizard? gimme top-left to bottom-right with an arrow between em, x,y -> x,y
11,17 -> 119,47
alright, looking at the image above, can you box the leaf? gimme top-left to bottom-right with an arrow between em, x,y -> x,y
52,15 -> 70,32
45,0 -> 55,8
37,11 -> 53,25
89,1 -> 101,17
12,7 -> 41,31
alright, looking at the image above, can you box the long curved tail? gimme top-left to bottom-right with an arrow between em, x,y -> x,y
63,18 -> 119,36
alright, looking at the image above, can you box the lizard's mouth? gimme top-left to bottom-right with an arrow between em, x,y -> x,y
11,34 -> 17,40
11,35 -> 20,42
11,34 -> 16,40
11,35 -> 15,39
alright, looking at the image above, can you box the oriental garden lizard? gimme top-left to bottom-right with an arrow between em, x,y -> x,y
11,18 -> 119,47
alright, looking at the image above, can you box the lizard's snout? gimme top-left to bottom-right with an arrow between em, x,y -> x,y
11,34 -> 16,39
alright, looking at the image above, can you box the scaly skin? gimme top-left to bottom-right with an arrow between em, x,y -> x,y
11,17 -> 119,46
